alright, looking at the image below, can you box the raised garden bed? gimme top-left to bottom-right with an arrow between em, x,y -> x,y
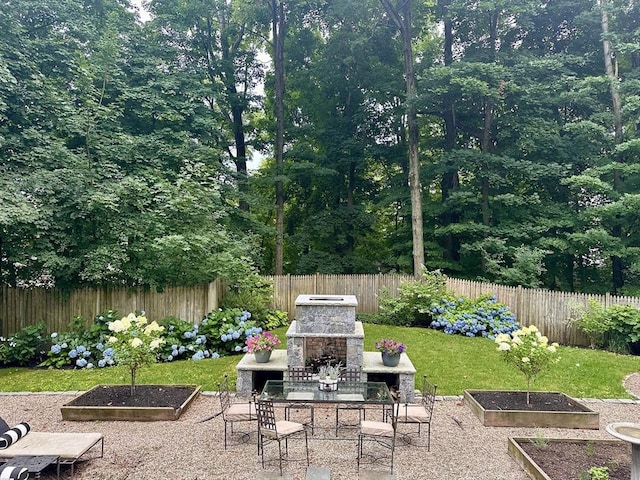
61,384 -> 201,421
508,437 -> 630,480
463,390 -> 599,429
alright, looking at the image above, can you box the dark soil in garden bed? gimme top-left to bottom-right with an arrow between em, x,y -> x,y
67,385 -> 196,409
471,391 -> 592,412
519,440 -> 631,479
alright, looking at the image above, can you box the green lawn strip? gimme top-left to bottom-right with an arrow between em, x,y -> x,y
0,325 -> 638,398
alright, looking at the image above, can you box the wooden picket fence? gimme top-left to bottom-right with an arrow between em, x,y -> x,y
2,274 -> 640,346
0,282 -> 223,337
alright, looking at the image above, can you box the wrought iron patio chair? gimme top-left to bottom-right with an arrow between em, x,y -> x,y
284,366 -> 315,434
395,374 -> 437,450
217,375 -> 257,450
357,396 -> 398,474
256,399 -> 309,476
335,366 -> 363,435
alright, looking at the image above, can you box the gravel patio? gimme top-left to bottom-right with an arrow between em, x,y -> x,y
2,385 -> 640,480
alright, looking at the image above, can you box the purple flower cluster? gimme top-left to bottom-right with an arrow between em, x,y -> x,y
374,339 -> 406,355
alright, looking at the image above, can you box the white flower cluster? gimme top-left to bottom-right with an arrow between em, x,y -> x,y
107,313 -> 164,350
495,325 -> 558,356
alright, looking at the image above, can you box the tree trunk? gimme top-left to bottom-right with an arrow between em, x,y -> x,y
380,0 -> 424,278
599,0 -> 624,292
272,0 -> 286,275
440,0 -> 460,264
232,104 -> 249,212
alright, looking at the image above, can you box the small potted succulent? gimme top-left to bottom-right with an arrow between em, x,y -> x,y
318,362 -> 342,391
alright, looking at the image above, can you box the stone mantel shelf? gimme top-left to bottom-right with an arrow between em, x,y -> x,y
286,320 -> 364,338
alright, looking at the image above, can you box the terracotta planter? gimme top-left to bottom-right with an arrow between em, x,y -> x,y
463,390 -> 599,429
61,384 -> 201,421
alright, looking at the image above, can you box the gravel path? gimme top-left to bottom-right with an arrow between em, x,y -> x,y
2,384 -> 640,480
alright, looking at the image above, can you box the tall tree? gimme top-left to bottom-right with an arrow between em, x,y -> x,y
599,0 -> 625,291
379,0 -> 425,277
148,0 -> 263,211
270,0 -> 286,275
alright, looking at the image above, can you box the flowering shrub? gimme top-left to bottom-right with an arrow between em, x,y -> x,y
495,325 -> 559,404
246,331 -> 280,353
430,294 -> 519,338
159,317 -> 211,362
374,339 -> 406,355
199,308 -> 262,356
41,311 -> 116,369
378,270 -> 449,326
11,307 -> 274,369
107,313 -> 165,395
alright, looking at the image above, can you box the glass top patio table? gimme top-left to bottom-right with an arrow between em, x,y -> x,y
260,380 -> 394,405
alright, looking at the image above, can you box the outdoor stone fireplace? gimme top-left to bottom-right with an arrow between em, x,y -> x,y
236,293 -> 416,401
286,295 -> 363,370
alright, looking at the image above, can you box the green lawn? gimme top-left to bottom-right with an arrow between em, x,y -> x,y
1,325 -> 638,398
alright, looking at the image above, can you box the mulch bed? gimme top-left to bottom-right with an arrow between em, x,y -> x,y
471,391 -> 592,412
66,385 -> 196,408
519,440 -> 631,479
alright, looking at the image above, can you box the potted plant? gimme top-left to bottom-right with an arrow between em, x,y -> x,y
319,362 -> 341,391
246,331 -> 281,363
375,339 -> 406,367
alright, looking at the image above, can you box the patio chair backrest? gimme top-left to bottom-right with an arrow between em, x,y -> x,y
288,366 -> 313,382
256,399 -> 278,435
421,375 -> 437,418
217,375 -> 232,414
340,366 -> 361,383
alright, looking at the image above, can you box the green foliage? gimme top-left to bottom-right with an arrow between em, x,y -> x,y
221,274 -> 275,324
586,466 -> 609,480
530,429 -> 549,449
570,300 -> 611,349
571,300 -> 640,353
261,310 -> 289,330
378,270 -> 450,326
0,322 -> 47,367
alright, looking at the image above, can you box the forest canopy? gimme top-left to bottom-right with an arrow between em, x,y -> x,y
0,0 -> 638,295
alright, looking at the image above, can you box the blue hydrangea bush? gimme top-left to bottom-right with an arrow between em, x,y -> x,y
39,307 -> 272,369
429,294 -> 519,339
41,310 -> 117,369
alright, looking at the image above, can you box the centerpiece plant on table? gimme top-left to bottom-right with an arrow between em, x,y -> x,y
318,362 -> 342,391
107,312 -> 165,395
495,325 -> 559,405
